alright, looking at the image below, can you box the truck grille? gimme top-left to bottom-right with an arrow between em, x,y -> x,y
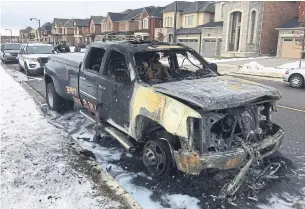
38,57 -> 49,65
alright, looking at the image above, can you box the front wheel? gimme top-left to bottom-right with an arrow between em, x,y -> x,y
46,82 -> 74,112
290,74 -> 304,88
143,132 -> 174,176
24,63 -> 30,76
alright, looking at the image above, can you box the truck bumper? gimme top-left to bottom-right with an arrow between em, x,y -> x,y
173,124 -> 284,175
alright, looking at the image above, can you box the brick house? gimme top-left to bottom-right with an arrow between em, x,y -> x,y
135,6 -> 164,40
19,26 -> 35,43
52,18 -> 69,44
73,19 -> 90,44
88,16 -> 105,42
40,22 -> 52,44
276,1 -> 305,58
200,1 -> 297,57
52,18 -> 90,45
101,9 -> 144,40
156,1 -> 215,53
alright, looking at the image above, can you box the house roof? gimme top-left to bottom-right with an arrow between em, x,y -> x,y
63,19 -> 74,27
122,7 -> 144,20
199,21 -> 223,28
74,19 -> 90,27
53,18 -> 69,27
176,27 -> 201,35
277,17 -> 303,29
40,22 -> 52,31
108,12 -> 126,22
182,1 -> 215,14
144,6 -> 164,17
20,26 -> 33,33
161,1 -> 193,13
91,16 -> 105,24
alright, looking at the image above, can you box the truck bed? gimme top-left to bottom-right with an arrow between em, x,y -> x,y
50,52 -> 85,68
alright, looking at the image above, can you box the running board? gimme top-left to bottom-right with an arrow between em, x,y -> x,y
104,126 -> 136,153
80,109 -> 136,153
80,109 -> 95,122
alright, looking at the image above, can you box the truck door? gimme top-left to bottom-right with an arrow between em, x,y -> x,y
79,47 -> 106,112
96,48 -> 134,134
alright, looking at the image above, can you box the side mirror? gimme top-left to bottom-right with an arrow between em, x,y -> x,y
209,63 -> 218,73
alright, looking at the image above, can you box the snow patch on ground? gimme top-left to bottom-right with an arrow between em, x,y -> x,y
236,61 -> 286,78
205,56 -> 271,63
0,65 -> 122,209
277,61 -> 305,69
257,190 -> 305,209
161,194 -> 201,209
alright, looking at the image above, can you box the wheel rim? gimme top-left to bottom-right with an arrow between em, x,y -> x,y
47,87 -> 54,108
143,141 -> 167,176
291,77 -> 301,86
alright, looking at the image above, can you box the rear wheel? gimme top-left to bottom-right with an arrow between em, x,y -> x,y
46,82 -> 74,112
143,131 -> 175,176
290,74 -> 304,88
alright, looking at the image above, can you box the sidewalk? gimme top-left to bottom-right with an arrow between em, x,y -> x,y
0,65 -> 128,209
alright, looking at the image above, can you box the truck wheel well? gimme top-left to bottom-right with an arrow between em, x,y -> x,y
135,115 -> 181,150
45,74 -> 53,84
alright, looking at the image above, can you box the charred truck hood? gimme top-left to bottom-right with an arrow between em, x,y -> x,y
152,76 -> 281,111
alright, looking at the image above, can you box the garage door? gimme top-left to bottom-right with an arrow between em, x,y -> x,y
178,39 -> 199,52
202,39 -> 217,57
281,38 -> 302,58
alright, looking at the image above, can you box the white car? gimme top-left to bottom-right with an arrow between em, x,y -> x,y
283,68 -> 305,88
18,43 -> 54,76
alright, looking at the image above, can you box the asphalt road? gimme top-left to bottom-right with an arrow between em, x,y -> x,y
3,62 -> 305,208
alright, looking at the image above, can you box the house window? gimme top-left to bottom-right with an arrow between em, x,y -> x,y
165,17 -> 172,27
143,18 -> 148,29
185,15 -> 194,26
249,10 -> 257,44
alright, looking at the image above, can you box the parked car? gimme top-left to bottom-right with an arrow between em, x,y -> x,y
18,43 -> 54,76
44,41 -> 284,194
283,68 -> 305,88
0,43 -> 22,63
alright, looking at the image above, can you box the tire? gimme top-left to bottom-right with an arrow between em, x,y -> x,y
24,63 -> 30,76
142,131 -> 175,177
46,82 -> 74,112
289,74 -> 304,88
19,61 -> 24,72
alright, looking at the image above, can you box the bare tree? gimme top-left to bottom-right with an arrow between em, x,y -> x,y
157,30 -> 165,42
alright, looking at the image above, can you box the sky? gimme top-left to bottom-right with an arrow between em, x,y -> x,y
0,0 -> 171,36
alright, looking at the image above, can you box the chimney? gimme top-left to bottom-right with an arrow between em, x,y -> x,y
299,1 -> 305,23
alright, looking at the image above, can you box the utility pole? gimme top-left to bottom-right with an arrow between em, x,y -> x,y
173,1 -> 177,43
5,29 -> 12,42
299,23 -> 305,68
30,18 -> 41,42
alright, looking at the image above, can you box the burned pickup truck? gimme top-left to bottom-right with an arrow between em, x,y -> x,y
44,41 -> 284,194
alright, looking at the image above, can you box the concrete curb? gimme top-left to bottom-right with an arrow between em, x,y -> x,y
3,65 -> 142,209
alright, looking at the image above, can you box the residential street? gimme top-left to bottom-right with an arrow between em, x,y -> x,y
2,61 -> 305,209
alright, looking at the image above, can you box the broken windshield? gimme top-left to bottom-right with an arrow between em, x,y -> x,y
134,49 -> 216,84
